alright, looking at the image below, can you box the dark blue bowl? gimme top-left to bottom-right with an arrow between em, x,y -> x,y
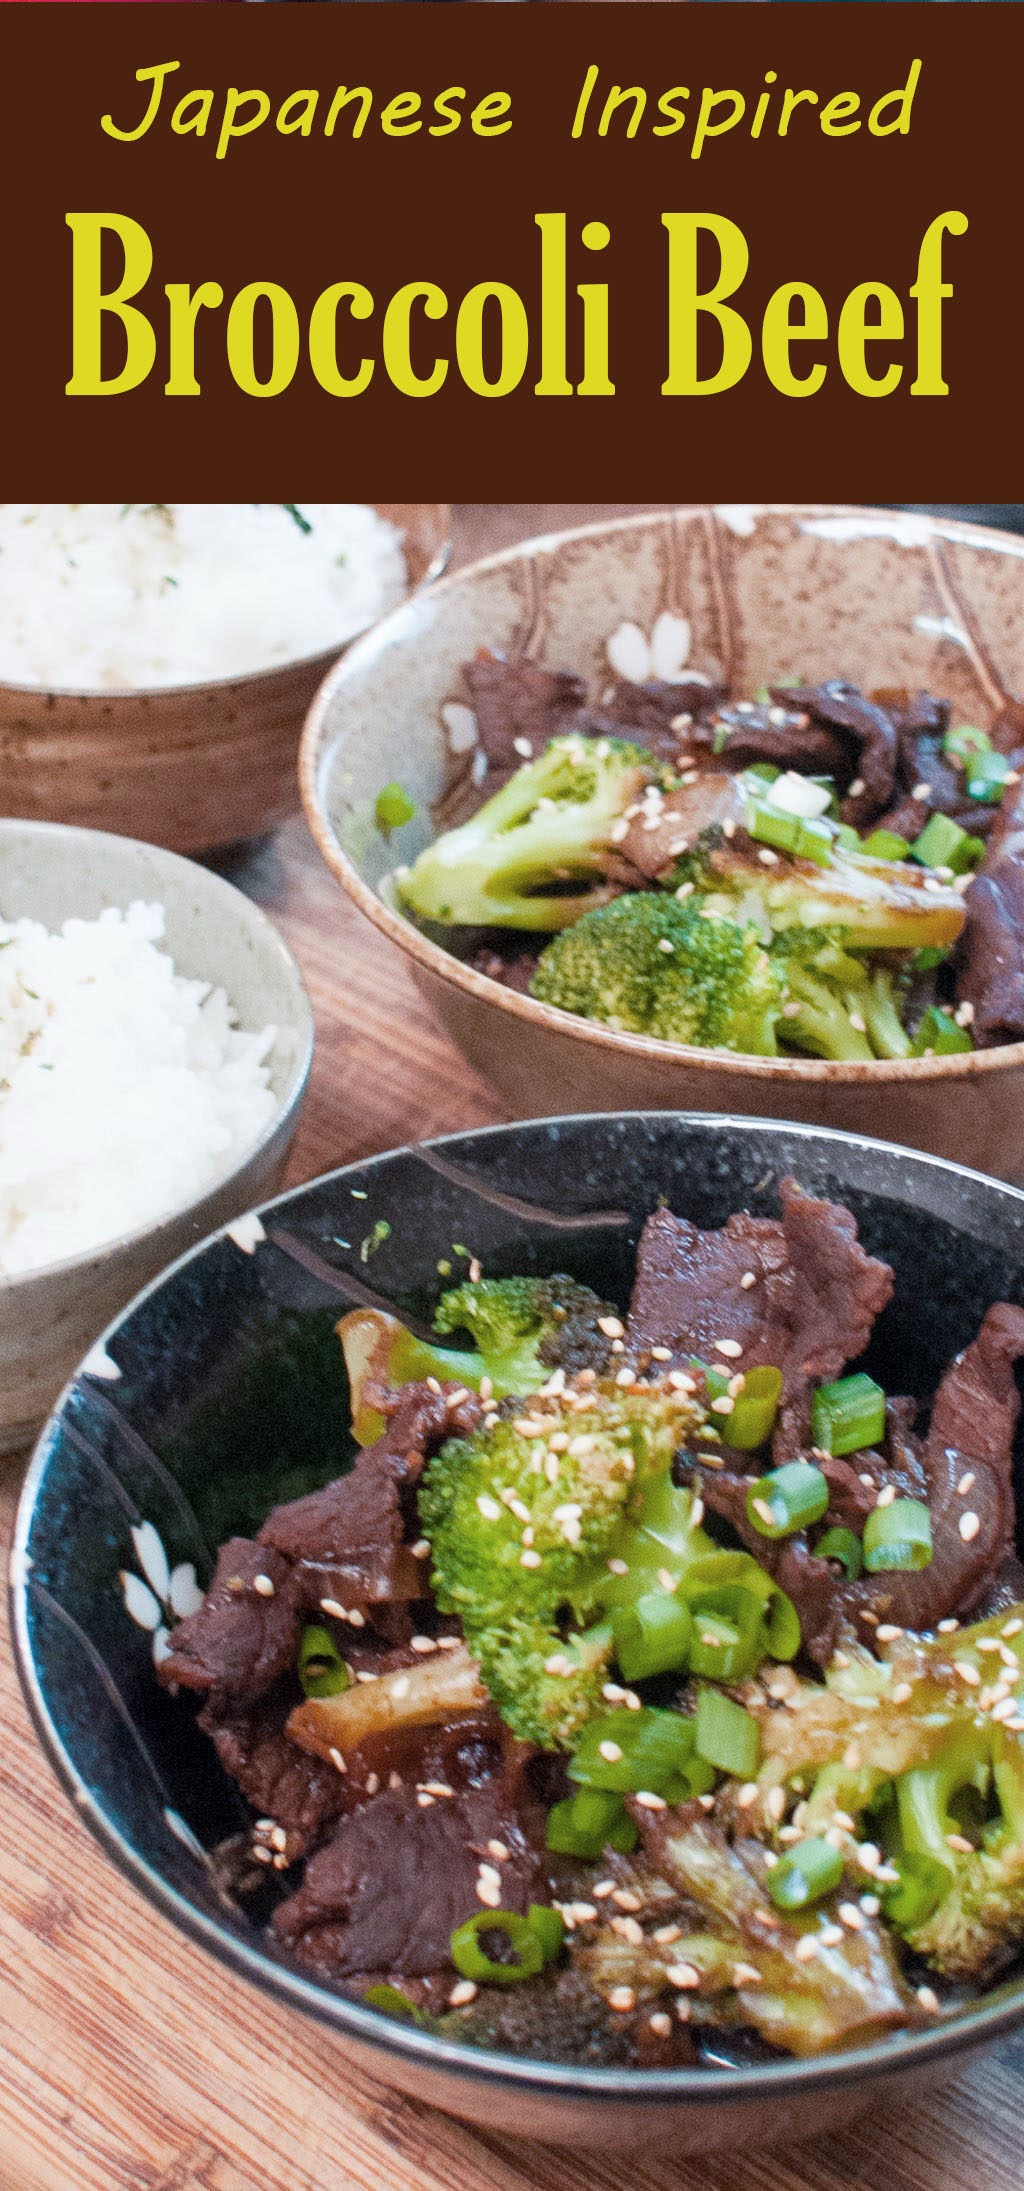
12,1113 -> 1024,2151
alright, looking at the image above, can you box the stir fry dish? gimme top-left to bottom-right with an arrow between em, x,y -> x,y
392,651 -> 1024,1060
158,1185 -> 1024,2068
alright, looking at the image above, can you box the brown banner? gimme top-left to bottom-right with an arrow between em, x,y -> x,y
0,3 -> 1017,497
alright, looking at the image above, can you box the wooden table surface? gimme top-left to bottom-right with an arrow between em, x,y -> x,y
3,506 -> 1023,2191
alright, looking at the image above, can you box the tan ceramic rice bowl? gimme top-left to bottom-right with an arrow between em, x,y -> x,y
300,505 -> 1024,1181
0,505 -> 449,854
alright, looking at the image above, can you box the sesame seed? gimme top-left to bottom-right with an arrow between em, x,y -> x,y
593,1879 -> 616,1899
733,1962 -> 762,1986
450,1980 -> 478,2007
752,1497 -> 775,1526
272,1853 -> 288,1871
347,1608 -> 366,1629
615,1366 -> 637,1388
875,1625 -> 903,1643
253,1574 -> 275,1598
691,1497 -> 705,1528
838,1903 -> 864,1932
953,1660 -> 981,1686
649,2012 -> 672,2038
849,1013 -> 868,1035
675,2000 -> 692,2024
654,1923 -> 682,1945
795,1936 -> 819,1963
959,1511 -> 981,1543
736,1783 -> 759,1809
668,1369 -> 697,1392
858,1473 -> 875,1488
329,1748 -> 347,1775
818,1924 -> 844,1949
848,778 -> 866,799
778,1824 -> 803,1844
937,1617 -> 960,1633
711,1395 -> 735,1416
859,1894 -> 881,1917
612,1917 -> 645,1946
390,1676 -> 410,1700
657,1567 -> 678,1594
612,1889 -> 643,1913
253,1845 -> 273,1864
320,1598 -> 346,1619
599,1740 -> 624,1764
957,1471 -> 976,1497
946,1832 -> 975,1853
521,1549 -> 542,1568
270,1826 -> 288,1852
842,1744 -> 863,1770
607,1987 -> 635,2013
666,1963 -> 700,1990
607,1557 -> 629,1576
912,782 -> 932,802
416,1792 -> 435,1808
410,1635 -> 438,1654
476,1877 -> 502,1908
758,847 -> 780,867
990,1696 -> 1019,1723
426,1376 -> 442,1394
513,736 -> 533,759
1003,1618 -> 1023,1638
422,1781 -> 454,1799
487,1838 -> 510,1862
411,1539 -> 431,1560
598,1314 -> 625,1339
892,1681 -> 913,1704
572,1903 -> 598,1924
917,1985 -> 941,2013
876,1484 -> 897,1509
977,1637 -> 1003,1654
634,1791 -> 667,1811
365,1772 -> 380,1796
740,1270 -> 757,1290
766,1786 -> 787,1822
657,938 -> 675,955
955,1001 -> 975,1028
714,1338 -> 743,1359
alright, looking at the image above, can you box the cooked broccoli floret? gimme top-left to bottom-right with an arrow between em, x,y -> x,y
744,1609 -> 1024,1984
396,736 -> 666,931
418,1378 -> 707,1747
768,931 -> 912,1064
434,1274 -> 615,1385
337,1277 -> 615,1442
674,833 -> 965,954
530,894 -> 785,1056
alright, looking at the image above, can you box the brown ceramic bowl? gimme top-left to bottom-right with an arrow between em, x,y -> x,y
301,504 -> 1024,1182
0,504 -> 449,855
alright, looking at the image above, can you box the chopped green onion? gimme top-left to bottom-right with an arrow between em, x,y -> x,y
943,725 -> 991,763
688,1586 -> 767,1681
965,749 -> 1012,804
814,1526 -> 864,1581
767,1836 -> 844,1911
297,1624 -> 351,1699
910,812 -> 986,875
281,503 -> 313,536
613,1592 -> 693,1682
364,1984 -> 424,2020
754,686 -> 772,707
861,828 -> 911,862
744,760 -> 780,787
527,1904 -> 565,1963
833,823 -> 862,852
694,1687 -> 761,1779
375,781 -> 418,831
546,1789 -> 638,1859
681,1551 -> 801,1661
910,1005 -> 973,1057
863,1497 -> 933,1573
811,1372 -> 886,1457
450,1911 -> 545,1986
746,800 -> 833,867
722,1365 -> 783,1451
689,1355 -> 732,1402
746,1461 -> 829,1539
569,1708 -> 700,1798
878,1852 -> 949,1929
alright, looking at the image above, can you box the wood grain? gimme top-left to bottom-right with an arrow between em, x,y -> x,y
2,505 -> 1022,2191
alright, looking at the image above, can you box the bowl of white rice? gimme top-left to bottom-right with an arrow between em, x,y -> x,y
0,504 -> 449,855
0,819 -> 313,1453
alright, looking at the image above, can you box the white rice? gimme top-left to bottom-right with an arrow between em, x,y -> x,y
0,902 -> 278,1277
0,504 -> 408,689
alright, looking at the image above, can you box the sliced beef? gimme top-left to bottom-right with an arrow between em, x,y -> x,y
690,698 -> 850,779
608,773 -> 748,885
454,1966 -> 698,2068
773,682 -> 898,827
958,864 -> 1024,1045
591,677 -> 727,764
628,1178 -> 893,1457
698,1308 -> 1024,1662
461,649 -> 588,782
259,1380 -> 481,1615
201,1684 -> 347,1862
273,1772 -> 545,1980
158,1540 -> 303,1705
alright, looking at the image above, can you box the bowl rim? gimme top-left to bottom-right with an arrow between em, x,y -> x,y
13,1107 -> 1024,2109
0,816 -> 315,1294
299,501 -> 1024,1090
0,504 -> 450,704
